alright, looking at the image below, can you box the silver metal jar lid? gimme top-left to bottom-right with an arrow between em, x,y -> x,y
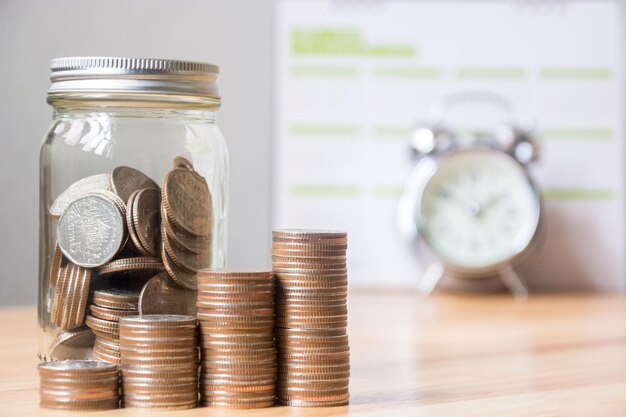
48,57 -> 220,103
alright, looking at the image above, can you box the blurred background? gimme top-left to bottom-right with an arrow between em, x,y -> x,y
0,0 -> 624,306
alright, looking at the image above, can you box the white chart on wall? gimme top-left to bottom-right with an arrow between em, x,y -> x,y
274,0 -> 625,291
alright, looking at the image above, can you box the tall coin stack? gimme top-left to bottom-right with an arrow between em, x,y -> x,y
38,360 -> 120,410
272,230 -> 350,407
88,289 -> 140,364
119,315 -> 199,410
197,269 -> 276,408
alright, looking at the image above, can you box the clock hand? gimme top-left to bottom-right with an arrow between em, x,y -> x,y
480,192 -> 508,212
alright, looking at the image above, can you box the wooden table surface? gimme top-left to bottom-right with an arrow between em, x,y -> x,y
1,293 -> 625,416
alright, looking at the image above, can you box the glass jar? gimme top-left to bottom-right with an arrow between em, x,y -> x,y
38,57 -> 228,361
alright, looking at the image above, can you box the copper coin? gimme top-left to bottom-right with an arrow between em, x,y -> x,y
274,267 -> 347,274
198,269 -> 273,278
40,397 -> 120,411
201,383 -> 275,393
202,347 -> 276,358
173,156 -> 195,171
278,362 -> 350,372
275,281 -> 347,290
56,263 -> 91,330
109,166 -> 159,203
276,305 -> 347,314
199,333 -> 274,343
122,400 -> 197,410
197,285 -> 274,295
122,356 -> 199,367
281,397 -> 348,407
93,289 -> 139,310
276,340 -> 349,350
161,243 -> 197,290
92,349 -> 122,365
272,254 -> 346,263
131,188 -> 161,257
196,307 -> 274,316
276,328 -> 347,337
272,242 -> 347,251
139,272 -> 197,316
272,248 -> 347,257
93,337 -> 120,353
123,394 -> 198,404
51,265 -> 70,325
275,300 -> 346,308
199,400 -> 274,409
195,300 -> 272,310
200,345 -> 275,354
197,325 -> 272,335
278,369 -> 350,380
121,366 -> 198,378
85,315 -> 119,336
120,314 -> 196,327
162,168 -> 212,236
278,352 -> 349,362
98,257 -> 163,275
48,327 -> 95,361
49,244 -> 65,288
126,190 -> 150,257
89,305 -> 137,322
162,225 -> 211,273
273,262 -> 347,271
272,229 -> 346,238
161,204 -> 211,254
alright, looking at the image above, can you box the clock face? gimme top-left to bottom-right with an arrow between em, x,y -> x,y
419,149 -> 540,268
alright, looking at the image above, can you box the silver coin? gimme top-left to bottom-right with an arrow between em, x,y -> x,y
57,193 -> 126,267
50,174 -> 110,217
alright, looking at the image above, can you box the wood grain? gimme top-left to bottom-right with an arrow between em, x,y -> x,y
0,293 -> 624,416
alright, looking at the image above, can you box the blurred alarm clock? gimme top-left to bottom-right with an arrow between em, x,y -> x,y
398,92 -> 543,298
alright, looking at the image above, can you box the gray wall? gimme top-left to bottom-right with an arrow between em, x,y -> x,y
0,1 -> 273,306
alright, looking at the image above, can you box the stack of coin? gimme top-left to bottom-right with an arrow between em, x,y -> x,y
272,230 -> 350,407
51,262 -> 92,330
88,289 -> 140,364
119,315 -> 198,409
197,269 -> 276,408
161,161 -> 213,290
38,360 -> 120,410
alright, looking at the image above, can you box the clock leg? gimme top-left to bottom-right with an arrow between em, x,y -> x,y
499,265 -> 529,300
418,263 -> 444,296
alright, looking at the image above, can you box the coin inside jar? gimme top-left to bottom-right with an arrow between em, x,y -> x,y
50,174 -> 111,217
57,192 -> 126,268
162,168 -> 212,237
109,166 -> 159,204
139,273 -> 197,316
127,188 -> 161,257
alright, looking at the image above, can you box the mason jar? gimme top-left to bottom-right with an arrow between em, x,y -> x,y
38,57 -> 228,361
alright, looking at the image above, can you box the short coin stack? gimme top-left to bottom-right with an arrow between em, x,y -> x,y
50,262 -> 92,330
119,315 -> 199,409
272,230 -> 350,407
197,269 -> 276,408
88,289 -> 140,364
38,360 -> 120,410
